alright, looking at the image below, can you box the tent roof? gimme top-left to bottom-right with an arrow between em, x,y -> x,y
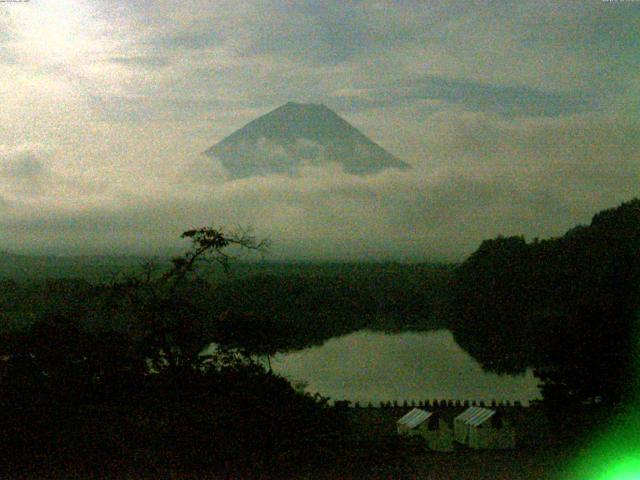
397,408 -> 432,429
454,406 -> 496,427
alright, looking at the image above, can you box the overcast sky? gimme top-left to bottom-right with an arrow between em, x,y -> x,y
0,0 -> 638,260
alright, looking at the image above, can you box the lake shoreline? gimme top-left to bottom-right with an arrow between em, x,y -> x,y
272,330 -> 541,406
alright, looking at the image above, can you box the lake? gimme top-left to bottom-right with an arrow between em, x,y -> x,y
272,330 -> 541,406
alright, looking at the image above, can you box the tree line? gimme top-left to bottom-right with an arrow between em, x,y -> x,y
0,228 -> 346,478
451,198 -> 640,423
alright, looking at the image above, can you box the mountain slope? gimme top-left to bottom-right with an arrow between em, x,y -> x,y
204,102 -> 409,178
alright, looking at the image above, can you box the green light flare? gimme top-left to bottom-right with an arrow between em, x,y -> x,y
563,410 -> 640,479
594,456 -> 640,480
563,311 -> 640,480
597,458 -> 640,480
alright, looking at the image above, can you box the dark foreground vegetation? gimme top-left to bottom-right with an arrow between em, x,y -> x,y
0,199 -> 637,478
0,229 -> 349,478
452,198 -> 640,431
0,228 -> 458,478
0,262 -> 453,354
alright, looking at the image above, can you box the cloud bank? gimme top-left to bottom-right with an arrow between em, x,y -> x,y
0,0 -> 638,260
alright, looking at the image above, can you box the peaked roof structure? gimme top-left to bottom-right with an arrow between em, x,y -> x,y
455,407 -> 496,427
397,408 -> 432,429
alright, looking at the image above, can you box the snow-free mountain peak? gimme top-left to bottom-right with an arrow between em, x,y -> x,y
204,102 -> 409,178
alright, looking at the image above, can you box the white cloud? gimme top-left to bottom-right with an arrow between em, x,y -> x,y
0,1 -> 637,259
0,108 -> 636,260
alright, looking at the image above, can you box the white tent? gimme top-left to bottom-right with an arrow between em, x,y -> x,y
454,406 -> 515,450
397,408 -> 454,452
397,408 -> 431,435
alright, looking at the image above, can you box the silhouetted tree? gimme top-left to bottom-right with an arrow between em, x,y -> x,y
0,227 -> 348,477
451,198 -> 640,419
110,227 -> 269,375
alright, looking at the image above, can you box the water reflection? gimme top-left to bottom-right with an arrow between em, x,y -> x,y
272,330 -> 541,405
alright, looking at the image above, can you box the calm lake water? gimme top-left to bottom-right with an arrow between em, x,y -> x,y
271,330 -> 541,406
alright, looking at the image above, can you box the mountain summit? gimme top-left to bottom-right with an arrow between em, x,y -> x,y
204,102 -> 408,178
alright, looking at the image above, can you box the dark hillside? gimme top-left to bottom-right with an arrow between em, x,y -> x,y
451,199 -> 640,409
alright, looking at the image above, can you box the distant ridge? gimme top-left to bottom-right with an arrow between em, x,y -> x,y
204,102 -> 409,178
0,252 -> 162,281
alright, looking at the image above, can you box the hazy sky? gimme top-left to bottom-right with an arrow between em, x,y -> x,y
0,0 -> 638,260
